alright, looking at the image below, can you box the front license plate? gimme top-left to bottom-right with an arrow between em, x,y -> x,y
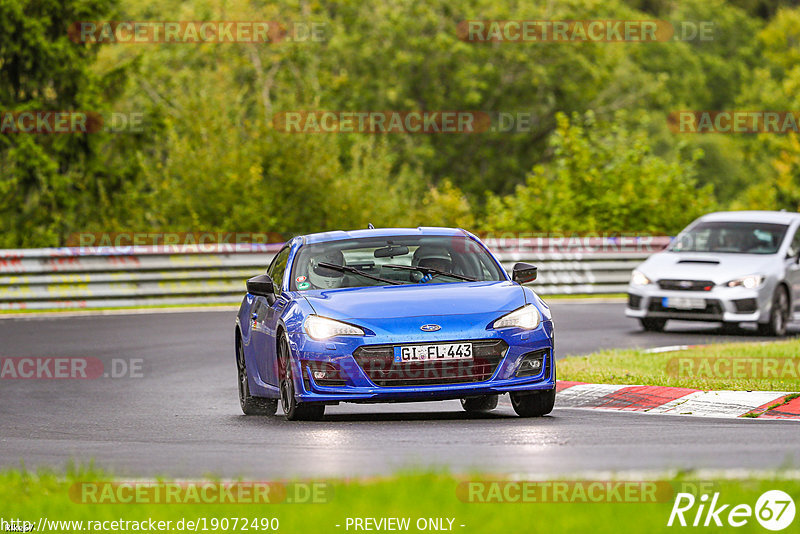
394,343 -> 473,363
662,297 -> 706,310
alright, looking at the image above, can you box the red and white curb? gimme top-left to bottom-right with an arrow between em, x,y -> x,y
555,382 -> 800,420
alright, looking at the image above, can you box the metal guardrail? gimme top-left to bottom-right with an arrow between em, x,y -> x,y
0,237 -> 670,310
486,236 -> 670,295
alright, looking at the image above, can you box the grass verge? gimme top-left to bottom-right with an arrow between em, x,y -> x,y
559,339 -> 800,391
1,467 -> 799,533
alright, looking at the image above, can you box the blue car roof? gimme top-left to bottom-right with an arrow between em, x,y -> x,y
301,227 -> 468,245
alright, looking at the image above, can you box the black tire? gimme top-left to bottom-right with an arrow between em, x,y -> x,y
278,335 -> 325,421
460,395 -> 499,413
758,286 -> 789,337
237,335 -> 278,415
640,317 -> 667,332
510,388 -> 555,417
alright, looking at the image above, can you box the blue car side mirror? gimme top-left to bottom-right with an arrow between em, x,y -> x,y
512,262 -> 538,284
247,274 -> 275,299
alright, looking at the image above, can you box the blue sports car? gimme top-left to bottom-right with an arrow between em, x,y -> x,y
234,227 -> 555,420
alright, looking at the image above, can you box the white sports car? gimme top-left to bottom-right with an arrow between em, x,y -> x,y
626,211 -> 800,336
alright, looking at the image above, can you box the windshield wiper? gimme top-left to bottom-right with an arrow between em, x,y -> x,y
317,262 -> 404,286
383,264 -> 477,282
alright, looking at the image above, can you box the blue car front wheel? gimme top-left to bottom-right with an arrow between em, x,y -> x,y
278,334 -> 325,421
510,389 -> 555,417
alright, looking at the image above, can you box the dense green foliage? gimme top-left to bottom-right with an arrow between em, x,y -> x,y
485,111 -> 715,233
3,0 -> 800,246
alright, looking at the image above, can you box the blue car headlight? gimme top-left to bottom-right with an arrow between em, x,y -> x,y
305,315 -> 365,340
492,305 -> 541,330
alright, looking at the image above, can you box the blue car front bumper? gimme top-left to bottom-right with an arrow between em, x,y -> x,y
284,320 -> 555,403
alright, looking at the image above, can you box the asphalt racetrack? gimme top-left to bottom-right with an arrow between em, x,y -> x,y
1,301 -> 798,478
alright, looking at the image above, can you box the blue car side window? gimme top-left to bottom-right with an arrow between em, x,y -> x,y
267,247 -> 290,294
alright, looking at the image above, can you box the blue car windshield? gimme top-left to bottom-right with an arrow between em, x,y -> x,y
291,235 -> 505,290
669,221 -> 788,255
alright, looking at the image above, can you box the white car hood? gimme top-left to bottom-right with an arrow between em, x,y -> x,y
638,251 -> 778,285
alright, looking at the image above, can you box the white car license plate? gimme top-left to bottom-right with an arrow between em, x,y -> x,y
662,297 -> 706,310
394,343 -> 473,363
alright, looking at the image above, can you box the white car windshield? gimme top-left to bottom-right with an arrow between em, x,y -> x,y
669,221 -> 788,255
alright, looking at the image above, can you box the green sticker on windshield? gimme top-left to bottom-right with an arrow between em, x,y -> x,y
298,281 -> 311,290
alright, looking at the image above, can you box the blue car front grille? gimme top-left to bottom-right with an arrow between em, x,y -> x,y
352,339 -> 508,387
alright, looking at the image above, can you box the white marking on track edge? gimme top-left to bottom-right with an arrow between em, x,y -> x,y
554,383 -> 627,408
641,345 -> 696,354
648,390 -> 788,417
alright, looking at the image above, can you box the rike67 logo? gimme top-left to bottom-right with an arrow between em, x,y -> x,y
668,490 -> 795,530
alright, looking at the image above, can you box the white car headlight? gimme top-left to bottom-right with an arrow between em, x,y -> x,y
492,305 -> 541,330
305,315 -> 365,340
726,275 -> 765,289
630,270 -> 651,286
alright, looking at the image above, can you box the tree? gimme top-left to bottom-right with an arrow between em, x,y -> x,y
484,112 -> 715,234
0,0 -> 141,247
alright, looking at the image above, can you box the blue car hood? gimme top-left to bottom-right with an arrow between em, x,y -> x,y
302,281 -> 524,321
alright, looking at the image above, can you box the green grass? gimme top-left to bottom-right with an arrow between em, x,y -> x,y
560,339 -> 800,391
762,393 -> 800,411
1,467 -> 799,533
